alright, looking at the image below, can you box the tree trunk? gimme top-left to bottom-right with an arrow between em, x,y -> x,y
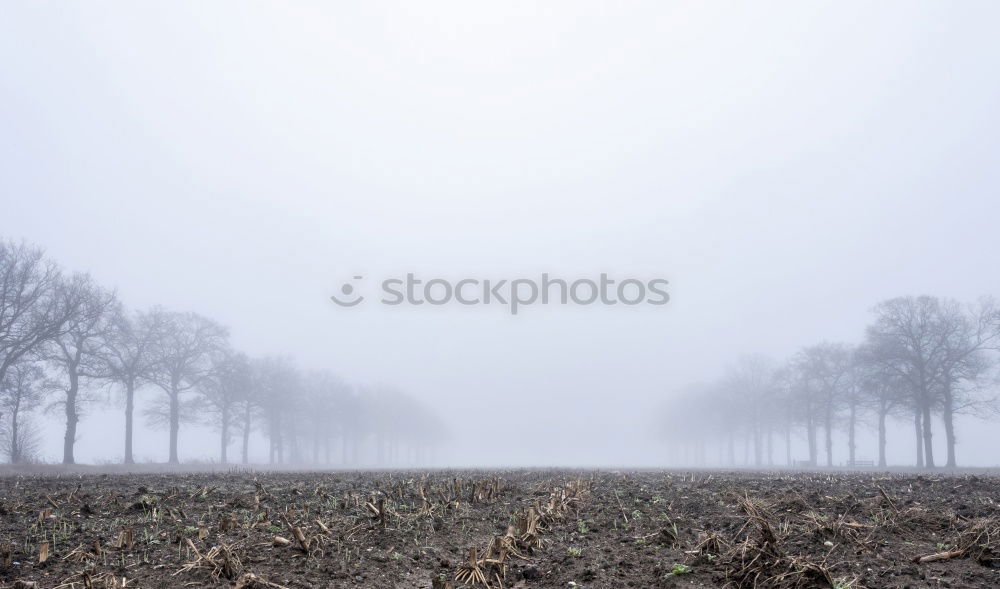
877,408 -> 887,468
807,416 -> 817,465
241,404 -> 251,465
9,405 -> 20,464
784,426 -> 791,467
914,408 -> 924,468
824,407 -> 833,467
168,383 -> 180,465
942,381 -> 957,468
63,370 -> 79,465
921,400 -> 934,468
276,413 -> 284,464
848,401 -> 857,465
753,417 -> 762,467
269,415 -> 277,464
220,406 -> 229,464
268,411 -> 282,464
124,380 -> 135,464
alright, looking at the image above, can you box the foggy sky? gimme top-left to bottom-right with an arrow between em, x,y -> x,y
2,1 -> 1000,466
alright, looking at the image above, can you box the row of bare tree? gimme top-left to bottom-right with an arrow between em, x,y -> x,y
662,296 -> 1000,468
0,239 -> 445,465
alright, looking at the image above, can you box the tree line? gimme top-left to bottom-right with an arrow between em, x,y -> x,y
0,239 -> 445,465
662,296 -> 1000,469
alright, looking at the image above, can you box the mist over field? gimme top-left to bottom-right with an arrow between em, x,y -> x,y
2,2 -> 1000,470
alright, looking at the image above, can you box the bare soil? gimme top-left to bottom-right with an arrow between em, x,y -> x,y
1,469 -> 998,588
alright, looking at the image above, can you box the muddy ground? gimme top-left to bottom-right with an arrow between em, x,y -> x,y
0,469 -> 998,588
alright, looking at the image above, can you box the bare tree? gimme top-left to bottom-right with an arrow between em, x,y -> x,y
300,370 -> 349,465
855,348 -> 909,468
43,274 -> 118,464
254,356 -> 299,465
794,343 -> 852,467
322,376 -> 355,464
148,310 -> 227,464
842,354 -> 866,466
771,366 -> 799,466
199,348 -> 251,464
0,241 -> 79,385
725,355 -> 777,467
785,355 -> 819,465
865,297 -> 950,467
234,358 -> 267,465
101,308 -> 164,464
864,296 -> 1000,468
2,239 -> 458,468
0,358 -> 45,463
934,298 -> 1000,467
659,294 -> 999,471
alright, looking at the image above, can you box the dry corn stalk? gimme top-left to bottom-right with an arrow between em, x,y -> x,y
454,546 -> 490,587
219,513 -> 238,533
417,481 -> 434,515
517,506 -> 544,550
62,544 -> 96,563
175,538 -> 242,581
315,519 -> 331,535
115,527 -> 134,550
364,496 -> 387,528
290,526 -> 311,553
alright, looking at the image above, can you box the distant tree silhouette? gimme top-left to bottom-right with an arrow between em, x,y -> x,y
147,310 -> 227,464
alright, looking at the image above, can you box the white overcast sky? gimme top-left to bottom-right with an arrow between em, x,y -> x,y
2,1 -> 999,466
